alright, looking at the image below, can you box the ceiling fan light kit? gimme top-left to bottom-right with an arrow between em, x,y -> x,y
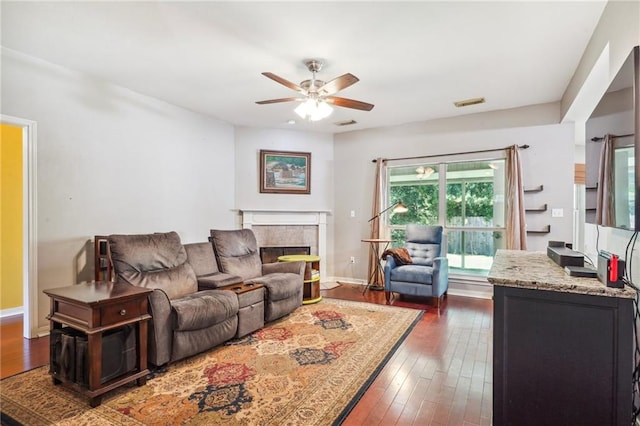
416,166 -> 435,179
256,59 -> 374,122
294,98 -> 333,121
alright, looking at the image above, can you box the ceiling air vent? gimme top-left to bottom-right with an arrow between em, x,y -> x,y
454,97 -> 485,108
335,120 -> 357,126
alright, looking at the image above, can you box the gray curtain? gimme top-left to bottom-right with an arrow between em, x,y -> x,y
368,158 -> 385,286
596,134 -> 615,226
505,145 -> 527,250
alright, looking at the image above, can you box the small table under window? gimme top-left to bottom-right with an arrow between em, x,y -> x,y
361,238 -> 393,293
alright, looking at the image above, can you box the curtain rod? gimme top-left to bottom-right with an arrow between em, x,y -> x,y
590,133 -> 634,142
371,144 -> 530,163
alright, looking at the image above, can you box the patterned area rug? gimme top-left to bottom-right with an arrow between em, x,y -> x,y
1,298 -> 422,425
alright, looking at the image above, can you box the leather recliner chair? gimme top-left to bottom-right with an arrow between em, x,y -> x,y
209,229 -> 305,322
384,224 -> 449,306
108,231 -> 239,366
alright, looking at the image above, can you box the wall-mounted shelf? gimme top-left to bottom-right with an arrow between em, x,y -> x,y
524,185 -> 544,193
525,204 -> 548,213
526,225 -> 551,234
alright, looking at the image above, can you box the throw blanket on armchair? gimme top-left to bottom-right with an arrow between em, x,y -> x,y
382,248 -> 413,265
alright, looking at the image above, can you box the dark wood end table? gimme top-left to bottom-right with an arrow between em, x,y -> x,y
44,281 -> 152,407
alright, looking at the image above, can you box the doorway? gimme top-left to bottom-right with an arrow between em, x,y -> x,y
1,115 -> 37,338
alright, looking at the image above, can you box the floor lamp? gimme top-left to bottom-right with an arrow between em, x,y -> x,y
368,200 -> 408,223
363,201 -> 408,291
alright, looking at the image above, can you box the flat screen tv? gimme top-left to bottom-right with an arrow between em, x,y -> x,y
585,46 -> 639,231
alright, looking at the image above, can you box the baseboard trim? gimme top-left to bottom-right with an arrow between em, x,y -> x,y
330,276 -> 366,286
447,278 -> 493,300
329,276 -> 493,300
0,306 -> 23,319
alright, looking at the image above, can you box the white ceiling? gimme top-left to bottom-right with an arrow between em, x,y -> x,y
1,1 -> 607,134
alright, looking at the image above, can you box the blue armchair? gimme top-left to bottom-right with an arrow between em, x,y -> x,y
384,225 -> 449,306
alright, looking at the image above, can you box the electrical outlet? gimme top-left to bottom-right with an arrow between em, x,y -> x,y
350,256 -> 355,264
350,210 -> 356,218
552,208 -> 564,218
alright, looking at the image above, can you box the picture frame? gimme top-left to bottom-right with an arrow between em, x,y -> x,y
259,150 -> 311,194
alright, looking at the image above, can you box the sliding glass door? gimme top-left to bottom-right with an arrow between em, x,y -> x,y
388,158 -> 506,276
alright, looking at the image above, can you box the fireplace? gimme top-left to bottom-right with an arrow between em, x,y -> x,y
240,209 -> 329,279
260,246 -> 311,264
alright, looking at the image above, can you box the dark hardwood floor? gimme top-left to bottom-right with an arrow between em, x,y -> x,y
0,314 -> 49,380
0,283 -> 493,425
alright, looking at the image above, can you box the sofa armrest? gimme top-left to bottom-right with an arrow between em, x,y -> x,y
383,256 -> 397,290
431,257 -> 449,297
262,261 -> 305,276
197,272 -> 243,290
147,288 -> 173,367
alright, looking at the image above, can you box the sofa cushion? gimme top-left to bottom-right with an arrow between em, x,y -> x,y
184,242 -> 219,276
248,273 -> 302,301
171,290 -> 238,331
390,264 -> 434,285
108,232 -> 197,300
210,229 -> 262,280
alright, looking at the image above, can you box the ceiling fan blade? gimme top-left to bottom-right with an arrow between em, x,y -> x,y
326,96 -> 374,111
318,73 -> 359,95
261,72 -> 305,94
255,97 -> 301,105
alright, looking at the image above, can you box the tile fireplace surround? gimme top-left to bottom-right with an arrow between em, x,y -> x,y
240,209 -> 328,279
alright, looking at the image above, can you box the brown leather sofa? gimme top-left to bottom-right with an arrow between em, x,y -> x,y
107,230 -> 305,367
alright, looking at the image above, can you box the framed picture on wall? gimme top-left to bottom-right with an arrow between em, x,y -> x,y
259,150 -> 311,194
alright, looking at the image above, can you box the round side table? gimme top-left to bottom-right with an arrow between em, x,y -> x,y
278,254 -> 322,304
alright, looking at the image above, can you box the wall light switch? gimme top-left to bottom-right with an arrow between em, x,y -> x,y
350,210 -> 356,218
552,208 -> 564,218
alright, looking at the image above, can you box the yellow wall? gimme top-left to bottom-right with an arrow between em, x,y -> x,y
1,123 -> 23,310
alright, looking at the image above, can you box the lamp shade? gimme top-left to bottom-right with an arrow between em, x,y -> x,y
393,201 -> 408,213
368,200 -> 408,222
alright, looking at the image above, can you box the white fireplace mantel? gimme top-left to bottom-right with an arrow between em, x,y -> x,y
240,209 -> 330,279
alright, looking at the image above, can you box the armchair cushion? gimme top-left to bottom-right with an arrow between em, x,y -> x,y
109,232 -> 197,300
210,229 -> 262,280
389,264 -> 434,285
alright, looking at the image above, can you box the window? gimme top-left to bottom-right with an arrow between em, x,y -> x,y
388,158 -> 506,276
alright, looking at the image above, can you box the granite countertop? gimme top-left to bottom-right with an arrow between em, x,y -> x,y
487,249 -> 636,299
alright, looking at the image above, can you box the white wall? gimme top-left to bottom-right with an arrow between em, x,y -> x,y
233,127 -> 335,271
1,48 -> 236,331
333,102 -> 575,285
234,127 -> 334,212
562,0 -> 640,283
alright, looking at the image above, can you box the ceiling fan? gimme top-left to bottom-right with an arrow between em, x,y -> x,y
256,59 -> 374,121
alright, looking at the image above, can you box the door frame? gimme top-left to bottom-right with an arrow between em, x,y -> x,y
1,115 -> 38,338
